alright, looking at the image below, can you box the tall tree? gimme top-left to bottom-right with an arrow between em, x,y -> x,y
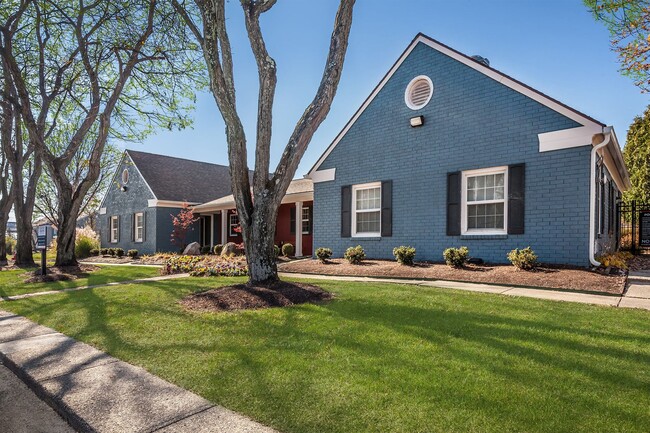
623,105 -> 650,203
173,0 -> 356,285
0,85 -> 15,266
585,0 -> 650,91
0,0 -> 205,266
0,40 -> 41,267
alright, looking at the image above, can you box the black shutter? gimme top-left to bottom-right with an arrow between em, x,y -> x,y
117,215 -> 121,242
381,180 -> 392,237
446,172 -> 461,236
341,185 -> 352,237
308,206 -> 313,234
290,207 -> 296,235
507,163 -> 525,235
131,214 -> 135,242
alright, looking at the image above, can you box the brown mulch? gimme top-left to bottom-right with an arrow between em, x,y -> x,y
279,259 -> 627,295
180,281 -> 333,312
24,264 -> 100,283
79,256 -> 140,264
628,254 -> 650,271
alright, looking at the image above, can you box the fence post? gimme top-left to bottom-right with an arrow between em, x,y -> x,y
632,200 -> 637,255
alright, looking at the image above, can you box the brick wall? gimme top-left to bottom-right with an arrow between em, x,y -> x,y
314,42 -> 594,266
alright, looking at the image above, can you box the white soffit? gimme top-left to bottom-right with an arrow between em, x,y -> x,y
310,168 -> 336,183
538,125 -> 603,152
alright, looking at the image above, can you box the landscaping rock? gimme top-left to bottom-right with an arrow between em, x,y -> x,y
220,242 -> 238,257
183,242 -> 201,256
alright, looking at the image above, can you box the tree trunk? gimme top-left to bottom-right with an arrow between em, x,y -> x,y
241,200 -> 280,285
0,217 -> 7,266
53,183 -> 80,267
13,205 -> 34,267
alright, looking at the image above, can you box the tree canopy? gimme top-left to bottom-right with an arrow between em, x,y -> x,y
624,105 -> 650,203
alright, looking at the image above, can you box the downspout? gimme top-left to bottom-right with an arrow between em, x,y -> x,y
589,127 -> 612,267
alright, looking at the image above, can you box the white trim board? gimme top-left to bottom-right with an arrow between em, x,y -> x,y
538,125 -> 602,152
309,168 -> 336,183
308,33 -> 604,175
148,199 -> 200,208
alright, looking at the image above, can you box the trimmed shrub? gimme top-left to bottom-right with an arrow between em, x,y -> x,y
344,245 -> 366,264
100,248 -> 109,256
127,249 -> 138,259
274,244 -> 280,258
507,247 -> 539,270
115,248 -> 125,258
213,244 -> 223,255
201,246 -> 211,254
443,246 -> 469,268
315,247 -> 333,263
393,246 -> 416,265
107,248 -> 115,256
596,251 -> 633,270
282,243 -> 295,257
89,248 -> 99,256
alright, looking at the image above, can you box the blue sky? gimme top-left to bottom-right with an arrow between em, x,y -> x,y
134,0 -> 648,178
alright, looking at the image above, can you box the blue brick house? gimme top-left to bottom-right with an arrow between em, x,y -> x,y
98,150 -> 238,255
308,34 -> 630,267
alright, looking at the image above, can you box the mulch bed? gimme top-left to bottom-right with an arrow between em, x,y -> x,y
24,264 -> 100,283
279,259 -> 627,295
628,254 -> 650,271
180,281 -> 333,312
79,256 -> 142,264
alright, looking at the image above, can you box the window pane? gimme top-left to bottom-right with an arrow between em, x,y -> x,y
467,203 -> 504,229
356,211 -> 380,233
356,187 -> 381,211
467,173 -> 505,204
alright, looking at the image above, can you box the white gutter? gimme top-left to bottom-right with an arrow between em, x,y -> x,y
589,127 -> 612,267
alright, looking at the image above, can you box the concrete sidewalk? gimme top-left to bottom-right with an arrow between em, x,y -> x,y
0,310 -> 277,433
279,272 -> 650,311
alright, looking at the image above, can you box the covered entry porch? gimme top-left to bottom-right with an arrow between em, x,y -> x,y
193,179 -> 314,257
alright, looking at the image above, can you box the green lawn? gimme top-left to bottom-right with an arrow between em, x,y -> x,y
2,277 -> 649,433
0,265 -> 160,297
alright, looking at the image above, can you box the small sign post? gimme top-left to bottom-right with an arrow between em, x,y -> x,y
36,226 -> 47,275
639,210 -> 650,249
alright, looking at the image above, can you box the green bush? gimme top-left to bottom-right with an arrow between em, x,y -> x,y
507,247 -> 538,270
127,249 -> 138,259
6,236 -> 16,255
274,244 -> 280,258
315,247 -> 333,263
115,248 -> 125,258
89,248 -> 99,256
74,226 -> 100,259
282,243 -> 295,257
107,248 -> 115,256
100,248 -> 109,255
213,244 -> 223,255
443,246 -> 469,268
393,246 -> 416,265
201,246 -> 211,254
344,245 -> 366,264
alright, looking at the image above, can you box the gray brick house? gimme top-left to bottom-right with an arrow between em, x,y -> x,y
98,150 -> 237,255
308,34 -> 630,266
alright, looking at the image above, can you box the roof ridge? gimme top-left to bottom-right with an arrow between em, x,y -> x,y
126,149 -> 230,169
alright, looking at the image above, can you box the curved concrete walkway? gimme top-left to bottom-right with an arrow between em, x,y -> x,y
279,272 -> 650,311
0,310 -> 278,433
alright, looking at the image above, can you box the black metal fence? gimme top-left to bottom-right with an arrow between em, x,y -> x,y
617,200 -> 650,254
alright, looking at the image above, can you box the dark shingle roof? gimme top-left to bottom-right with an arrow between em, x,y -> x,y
126,150 -> 241,203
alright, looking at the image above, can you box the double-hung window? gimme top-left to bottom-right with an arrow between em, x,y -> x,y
110,216 -> 119,243
352,182 -> 381,237
302,207 -> 311,234
134,212 -> 144,242
229,214 -> 240,236
462,167 -> 507,234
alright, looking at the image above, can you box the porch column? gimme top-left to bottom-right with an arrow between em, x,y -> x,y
210,214 -> 215,247
221,210 -> 227,245
295,201 -> 303,257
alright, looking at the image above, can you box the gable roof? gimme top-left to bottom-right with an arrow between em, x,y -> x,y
126,150 -> 239,203
309,32 -> 606,175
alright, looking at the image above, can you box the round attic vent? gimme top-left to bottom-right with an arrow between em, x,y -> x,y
121,168 -> 129,185
405,75 -> 433,110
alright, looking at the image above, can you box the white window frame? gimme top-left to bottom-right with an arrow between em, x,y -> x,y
352,182 -> 382,238
121,168 -> 129,185
134,212 -> 144,243
110,216 -> 119,243
302,207 -> 310,235
461,166 -> 508,235
229,213 -> 240,237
